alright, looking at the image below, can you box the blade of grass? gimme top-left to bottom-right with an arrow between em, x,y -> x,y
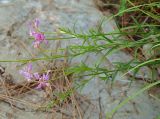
106,80 -> 160,119
119,0 -> 127,16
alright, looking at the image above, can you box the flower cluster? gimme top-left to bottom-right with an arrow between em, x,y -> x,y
19,63 -> 50,89
29,19 -> 48,48
19,19 -> 51,89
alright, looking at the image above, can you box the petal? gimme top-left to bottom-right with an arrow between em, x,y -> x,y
27,63 -> 32,71
37,33 -> 45,41
29,23 -> 36,36
36,83 -> 42,89
34,18 -> 40,28
33,72 -> 40,79
43,73 -> 49,80
19,70 -> 24,75
36,82 -> 48,89
41,34 -> 45,41
23,72 -> 33,79
33,33 -> 44,41
29,29 -> 34,36
33,41 -> 40,48
41,82 -> 46,88
20,71 -> 33,81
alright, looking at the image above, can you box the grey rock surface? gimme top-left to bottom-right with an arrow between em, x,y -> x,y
0,0 -> 159,119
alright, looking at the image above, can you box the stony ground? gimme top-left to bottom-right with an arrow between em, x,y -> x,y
0,0 -> 160,119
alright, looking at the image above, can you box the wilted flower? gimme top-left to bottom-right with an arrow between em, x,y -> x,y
29,19 -> 48,48
19,63 -> 33,81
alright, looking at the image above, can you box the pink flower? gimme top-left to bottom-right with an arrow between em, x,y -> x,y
36,79 -> 50,89
34,70 -> 50,89
19,63 -> 33,81
19,63 -> 51,90
29,19 -> 48,48
32,33 -> 47,48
